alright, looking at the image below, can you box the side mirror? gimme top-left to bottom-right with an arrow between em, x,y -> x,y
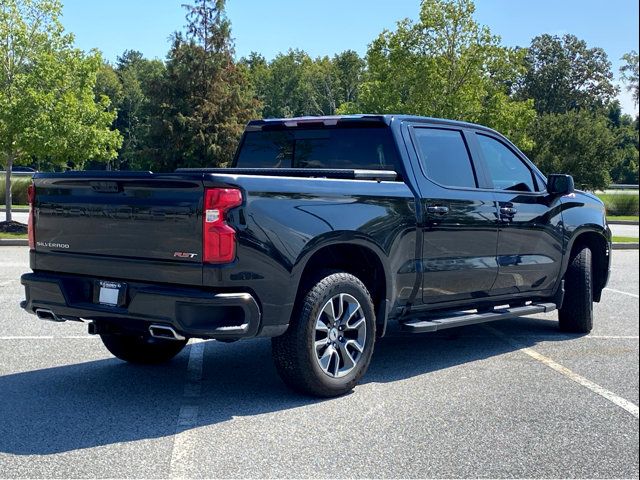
547,174 -> 575,196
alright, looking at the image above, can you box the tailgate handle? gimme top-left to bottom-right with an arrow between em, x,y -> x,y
427,205 -> 449,215
500,206 -> 517,217
90,181 -> 121,193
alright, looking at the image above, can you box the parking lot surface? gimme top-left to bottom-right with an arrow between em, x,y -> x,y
0,248 -> 638,478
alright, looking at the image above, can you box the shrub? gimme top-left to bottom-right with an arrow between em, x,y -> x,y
0,176 -> 32,206
598,193 -> 640,216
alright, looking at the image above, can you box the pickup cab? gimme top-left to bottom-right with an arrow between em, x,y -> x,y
21,115 -> 611,397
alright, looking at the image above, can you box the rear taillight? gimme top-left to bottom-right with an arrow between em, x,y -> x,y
27,183 -> 35,249
203,188 -> 242,263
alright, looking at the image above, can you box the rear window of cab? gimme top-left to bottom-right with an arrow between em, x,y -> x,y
235,128 -> 399,170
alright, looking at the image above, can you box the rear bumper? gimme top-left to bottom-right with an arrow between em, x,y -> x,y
21,272 -> 262,340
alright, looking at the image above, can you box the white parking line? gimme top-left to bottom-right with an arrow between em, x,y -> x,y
588,335 -> 639,339
0,335 -> 98,340
605,287 -> 639,299
505,335 -> 639,340
169,339 -> 206,479
390,334 -> 640,340
484,325 -> 639,419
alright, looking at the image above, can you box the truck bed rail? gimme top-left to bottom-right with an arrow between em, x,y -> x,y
175,168 -> 399,181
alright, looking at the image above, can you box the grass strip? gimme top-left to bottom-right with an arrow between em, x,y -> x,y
612,236 -> 639,243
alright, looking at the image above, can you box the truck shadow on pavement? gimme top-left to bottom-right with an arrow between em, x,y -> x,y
0,316 -> 583,455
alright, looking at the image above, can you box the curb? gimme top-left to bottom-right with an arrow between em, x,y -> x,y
0,208 -> 29,213
608,220 -> 639,225
612,242 -> 639,250
0,239 -> 28,246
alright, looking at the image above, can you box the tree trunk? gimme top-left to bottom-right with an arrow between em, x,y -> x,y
4,153 -> 14,223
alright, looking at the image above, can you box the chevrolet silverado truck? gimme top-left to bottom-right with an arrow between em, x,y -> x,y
21,115 -> 611,397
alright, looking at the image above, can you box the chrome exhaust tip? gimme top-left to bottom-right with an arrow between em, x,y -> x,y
35,308 -> 65,322
148,324 -> 186,341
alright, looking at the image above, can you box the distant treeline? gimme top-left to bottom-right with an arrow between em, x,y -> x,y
6,0 -> 640,191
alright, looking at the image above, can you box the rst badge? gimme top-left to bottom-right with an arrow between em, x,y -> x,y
174,252 -> 198,259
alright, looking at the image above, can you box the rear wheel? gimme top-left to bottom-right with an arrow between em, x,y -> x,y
272,272 -> 376,397
558,246 -> 593,333
100,333 -> 188,364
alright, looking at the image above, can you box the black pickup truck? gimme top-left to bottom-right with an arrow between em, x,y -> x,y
21,115 -> 611,397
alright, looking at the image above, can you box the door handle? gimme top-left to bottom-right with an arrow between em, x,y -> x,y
500,206 -> 517,216
427,205 -> 449,215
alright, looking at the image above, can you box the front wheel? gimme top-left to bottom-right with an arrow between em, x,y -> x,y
558,246 -> 593,333
100,333 -> 188,364
272,272 -> 376,397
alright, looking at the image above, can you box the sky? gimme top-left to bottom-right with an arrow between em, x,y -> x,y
61,0 -> 639,114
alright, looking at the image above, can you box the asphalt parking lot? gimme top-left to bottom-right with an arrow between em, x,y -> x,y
0,248 -> 638,478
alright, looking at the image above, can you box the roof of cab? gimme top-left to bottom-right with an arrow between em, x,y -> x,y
245,114 -> 498,135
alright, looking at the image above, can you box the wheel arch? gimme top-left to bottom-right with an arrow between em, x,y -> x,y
292,236 -> 392,337
563,228 -> 611,302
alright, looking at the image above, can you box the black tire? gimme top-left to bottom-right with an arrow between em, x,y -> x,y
558,246 -> 593,333
272,272 -> 376,397
100,333 -> 188,364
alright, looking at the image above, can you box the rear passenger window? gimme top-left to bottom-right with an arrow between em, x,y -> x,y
413,128 -> 477,188
476,134 -> 537,192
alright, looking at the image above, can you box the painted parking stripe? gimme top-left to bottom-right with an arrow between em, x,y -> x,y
484,325 -> 639,419
504,335 -> 639,340
605,287 -> 639,299
588,335 -> 639,339
169,339 -> 206,479
0,335 -> 98,340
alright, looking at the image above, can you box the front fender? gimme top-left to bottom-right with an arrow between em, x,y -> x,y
555,193 -> 611,298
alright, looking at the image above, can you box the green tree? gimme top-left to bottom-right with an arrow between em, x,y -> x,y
0,0 -> 121,221
144,0 -> 257,170
243,49 -> 365,118
607,105 -> 639,184
519,34 -> 618,114
529,111 -> 618,190
332,50 -> 365,107
95,62 -> 123,112
305,56 -> 341,115
342,0 -> 535,149
620,50 -> 639,107
302,51 -> 366,116
252,49 -> 314,118
112,51 -> 166,170
241,51 -> 270,113
611,121 -> 639,184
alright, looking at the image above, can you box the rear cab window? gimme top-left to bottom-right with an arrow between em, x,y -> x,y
234,127 -> 399,170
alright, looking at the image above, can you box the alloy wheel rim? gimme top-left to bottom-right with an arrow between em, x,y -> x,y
314,293 -> 366,378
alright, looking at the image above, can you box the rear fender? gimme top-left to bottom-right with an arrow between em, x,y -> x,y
292,232 -> 394,335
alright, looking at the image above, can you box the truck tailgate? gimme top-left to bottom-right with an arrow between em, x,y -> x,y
33,173 -> 203,263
